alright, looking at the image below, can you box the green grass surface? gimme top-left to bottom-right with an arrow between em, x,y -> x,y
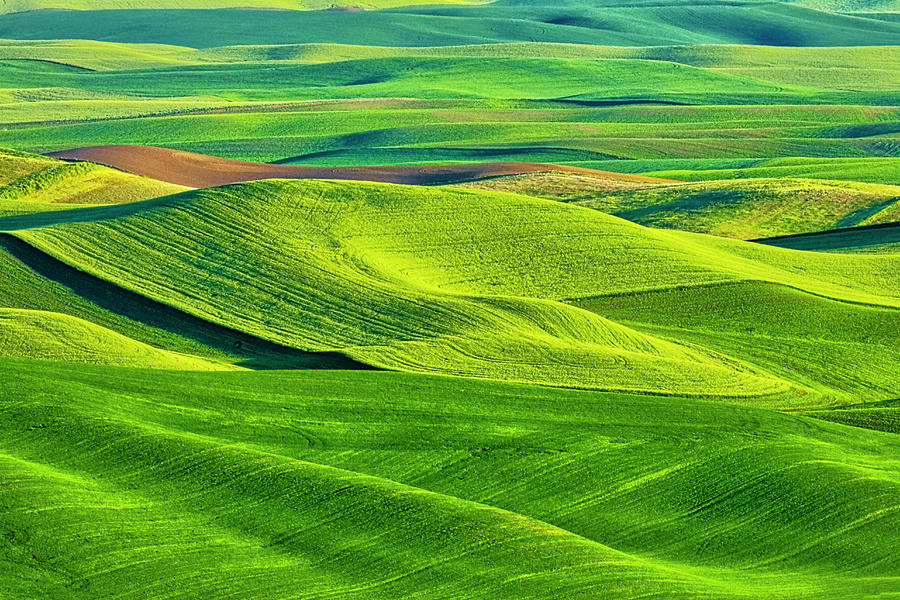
0,232 -> 365,370
0,0 -> 485,12
2,3 -> 899,595
3,41 -> 899,90
575,281 -> 900,405
803,397 -> 900,433
2,357 -> 900,598
1,41 -> 897,167
0,178 -> 897,405
4,103 -> 899,165
0,57 -> 817,103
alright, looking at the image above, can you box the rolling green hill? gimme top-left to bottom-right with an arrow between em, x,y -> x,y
0,232 -> 363,370
3,41 -> 898,91
3,102 -> 898,165
0,178 -> 897,405
2,357 -> 899,599
575,280 -> 900,402
0,0 -> 485,12
1,41 -> 897,166
803,397 -> 900,433
2,1 -> 898,596
0,57 -> 812,103
644,157 -> 900,185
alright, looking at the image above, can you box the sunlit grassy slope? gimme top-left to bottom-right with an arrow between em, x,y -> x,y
1,1 -> 898,597
0,148 -> 186,217
0,308 -> 236,369
2,357 -> 900,599
575,281 -> 900,404
461,174 -> 900,238
0,233 -> 363,370
1,178 -> 898,405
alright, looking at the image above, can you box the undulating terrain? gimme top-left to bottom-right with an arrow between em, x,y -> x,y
0,0 -> 898,598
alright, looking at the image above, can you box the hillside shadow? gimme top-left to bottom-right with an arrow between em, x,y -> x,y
0,234 -> 375,371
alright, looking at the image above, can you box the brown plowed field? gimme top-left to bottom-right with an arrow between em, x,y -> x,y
47,145 -> 674,188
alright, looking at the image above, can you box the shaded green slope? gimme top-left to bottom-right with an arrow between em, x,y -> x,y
0,0 -> 485,12
3,41 -> 898,92
2,358 -> 900,598
754,221 -> 900,252
4,103 -> 896,165
645,157 -> 900,185
803,397 -> 900,434
1,179 -> 898,402
0,56 -> 804,103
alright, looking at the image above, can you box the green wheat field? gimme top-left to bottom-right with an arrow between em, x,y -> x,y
0,0 -> 899,598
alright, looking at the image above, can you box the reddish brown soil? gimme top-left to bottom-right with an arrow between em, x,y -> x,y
47,145 -> 674,189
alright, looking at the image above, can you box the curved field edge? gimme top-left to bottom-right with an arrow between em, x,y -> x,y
0,147 -> 186,218
2,358 -> 899,599
802,398 -> 900,434
44,144 -> 674,188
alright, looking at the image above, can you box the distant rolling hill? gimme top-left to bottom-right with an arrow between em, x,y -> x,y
754,220 -> 900,252
1,4 -> 899,47
47,145 -> 900,241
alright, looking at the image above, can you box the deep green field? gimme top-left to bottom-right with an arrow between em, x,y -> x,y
1,0 -> 899,597
3,358 -> 900,599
